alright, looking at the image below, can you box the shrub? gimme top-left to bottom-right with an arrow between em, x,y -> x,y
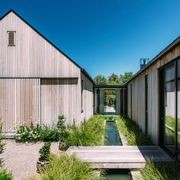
64,115 -> 104,147
39,126 -> 60,142
39,142 -> 51,162
59,141 -> 68,151
0,168 -> 12,180
16,123 -> 42,142
56,115 -> 68,141
0,121 -> 5,153
16,115 -> 67,143
39,153 -> 99,180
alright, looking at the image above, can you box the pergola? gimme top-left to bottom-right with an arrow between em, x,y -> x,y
94,85 -> 127,115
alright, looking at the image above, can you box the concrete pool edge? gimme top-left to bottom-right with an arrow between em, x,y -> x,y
102,118 -> 143,179
130,170 -> 143,180
115,119 -> 128,146
114,118 -> 143,180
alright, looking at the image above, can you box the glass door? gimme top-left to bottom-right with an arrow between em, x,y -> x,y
178,60 -> 180,159
163,64 -> 176,153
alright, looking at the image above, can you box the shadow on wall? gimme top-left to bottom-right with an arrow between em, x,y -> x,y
116,116 -> 153,145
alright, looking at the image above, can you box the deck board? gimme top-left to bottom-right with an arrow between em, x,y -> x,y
67,146 -> 173,169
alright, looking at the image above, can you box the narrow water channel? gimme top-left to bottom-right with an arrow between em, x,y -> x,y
104,169 -> 132,180
104,120 -> 122,145
103,120 -> 132,180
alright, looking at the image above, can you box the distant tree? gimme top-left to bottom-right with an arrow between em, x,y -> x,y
94,72 -> 133,85
119,72 -> 133,85
108,73 -> 120,85
94,75 -> 107,85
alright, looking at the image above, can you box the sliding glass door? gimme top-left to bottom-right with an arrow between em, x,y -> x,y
178,61 -> 180,158
163,64 -> 176,152
160,58 -> 180,159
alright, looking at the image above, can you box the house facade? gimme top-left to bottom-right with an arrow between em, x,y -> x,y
1,10 -> 180,159
126,37 -> 180,159
0,10 -> 94,134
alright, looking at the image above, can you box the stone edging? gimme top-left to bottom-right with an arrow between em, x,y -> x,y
115,119 -> 144,180
115,120 -> 128,146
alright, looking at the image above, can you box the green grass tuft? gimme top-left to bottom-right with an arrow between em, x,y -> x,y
64,115 -> 105,147
39,153 -> 101,180
115,116 -> 180,179
115,116 -> 152,145
0,168 -> 12,180
141,160 -> 180,180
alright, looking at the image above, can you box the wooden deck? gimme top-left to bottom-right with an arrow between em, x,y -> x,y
67,146 -> 173,169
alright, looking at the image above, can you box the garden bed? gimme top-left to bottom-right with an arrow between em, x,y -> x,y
115,116 -> 180,180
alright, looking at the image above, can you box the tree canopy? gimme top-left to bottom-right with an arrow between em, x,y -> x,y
94,72 -> 133,85
94,75 -> 107,85
108,73 -> 120,85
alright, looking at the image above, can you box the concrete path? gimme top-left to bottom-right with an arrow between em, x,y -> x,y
0,140 -> 59,180
104,106 -> 116,113
138,146 -> 173,162
67,146 -> 173,169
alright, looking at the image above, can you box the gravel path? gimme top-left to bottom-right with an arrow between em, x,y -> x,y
0,140 -> 59,180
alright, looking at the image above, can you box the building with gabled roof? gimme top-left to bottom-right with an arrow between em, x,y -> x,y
0,10 -> 94,134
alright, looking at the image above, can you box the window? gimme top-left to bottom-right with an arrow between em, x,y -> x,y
81,80 -> 83,113
164,64 -> 175,150
7,31 -> 16,46
145,75 -> 148,135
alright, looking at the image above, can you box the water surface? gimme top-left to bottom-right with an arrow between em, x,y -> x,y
104,120 -> 122,145
103,120 -> 132,179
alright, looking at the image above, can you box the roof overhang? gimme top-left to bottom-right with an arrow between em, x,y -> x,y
126,36 -> 180,84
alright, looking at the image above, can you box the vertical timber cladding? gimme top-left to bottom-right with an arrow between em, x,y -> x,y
40,78 -> 78,126
127,42 -> 180,144
81,73 -> 94,121
128,70 -> 158,143
0,79 -> 40,133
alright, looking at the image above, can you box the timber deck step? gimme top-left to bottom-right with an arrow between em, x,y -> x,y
67,146 -> 173,169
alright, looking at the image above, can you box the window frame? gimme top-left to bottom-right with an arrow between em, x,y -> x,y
7,31 -> 16,46
159,57 -> 180,160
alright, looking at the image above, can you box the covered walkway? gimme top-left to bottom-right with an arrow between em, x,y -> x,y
94,85 -> 127,115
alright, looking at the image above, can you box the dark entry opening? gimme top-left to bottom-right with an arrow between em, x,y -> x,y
94,85 -> 127,116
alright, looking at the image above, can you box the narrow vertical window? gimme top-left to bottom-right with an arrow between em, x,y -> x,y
81,79 -> 84,112
130,84 -> 132,120
7,31 -> 16,46
145,75 -> 148,135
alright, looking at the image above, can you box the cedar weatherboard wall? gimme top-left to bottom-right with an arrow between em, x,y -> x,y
0,79 -> 40,133
0,11 -> 93,133
127,42 -> 180,144
81,73 -> 94,121
0,12 -> 80,77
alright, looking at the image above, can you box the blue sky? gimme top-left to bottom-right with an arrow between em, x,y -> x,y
1,0 -> 180,77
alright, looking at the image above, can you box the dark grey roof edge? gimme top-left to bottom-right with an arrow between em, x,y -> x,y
1,9 -> 94,84
125,36 -> 180,85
